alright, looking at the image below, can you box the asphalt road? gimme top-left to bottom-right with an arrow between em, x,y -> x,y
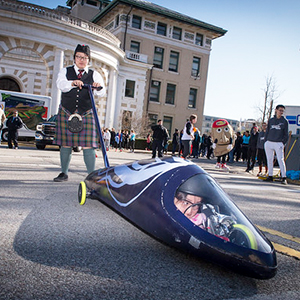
0,143 -> 299,300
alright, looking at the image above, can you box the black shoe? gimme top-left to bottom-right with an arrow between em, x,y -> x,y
265,176 -> 273,182
281,178 -> 288,185
54,172 -> 68,182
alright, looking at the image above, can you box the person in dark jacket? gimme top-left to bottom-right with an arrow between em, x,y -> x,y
233,132 -> 243,162
245,126 -> 259,172
256,122 -> 268,176
151,119 -> 168,158
54,44 -> 106,182
171,128 -> 179,156
264,104 -> 289,184
7,110 -> 23,149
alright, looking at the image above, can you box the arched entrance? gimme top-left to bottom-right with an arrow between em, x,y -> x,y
0,77 -> 21,92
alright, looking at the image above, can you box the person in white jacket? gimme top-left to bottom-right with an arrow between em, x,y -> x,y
181,114 -> 197,158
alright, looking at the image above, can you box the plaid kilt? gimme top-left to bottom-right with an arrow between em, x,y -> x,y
55,106 -> 98,148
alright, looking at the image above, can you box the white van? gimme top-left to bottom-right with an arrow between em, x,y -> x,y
0,90 -> 51,141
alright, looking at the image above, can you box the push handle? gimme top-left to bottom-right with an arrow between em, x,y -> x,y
83,84 -> 109,168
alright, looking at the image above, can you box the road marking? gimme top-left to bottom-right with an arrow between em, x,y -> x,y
257,225 -> 300,260
256,225 -> 300,244
272,242 -> 300,260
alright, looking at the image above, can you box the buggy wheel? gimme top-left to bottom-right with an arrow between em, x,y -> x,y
229,224 -> 258,250
78,181 -> 87,205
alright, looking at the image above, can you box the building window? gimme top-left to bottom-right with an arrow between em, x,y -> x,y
169,51 -> 179,72
125,80 -> 135,98
150,80 -> 161,102
130,41 -> 140,53
132,15 -> 142,29
188,88 -> 197,108
192,56 -> 201,77
153,47 -> 164,69
115,14 -> 119,28
149,113 -> 158,125
87,0 -> 97,6
163,116 -> 172,135
165,83 -> 176,105
195,33 -> 203,46
157,22 -> 167,36
172,26 -> 182,40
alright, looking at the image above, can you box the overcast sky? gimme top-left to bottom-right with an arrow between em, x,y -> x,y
22,0 -> 300,121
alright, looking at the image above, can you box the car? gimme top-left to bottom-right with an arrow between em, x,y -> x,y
35,115 -> 81,152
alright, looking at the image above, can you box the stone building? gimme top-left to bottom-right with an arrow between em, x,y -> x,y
0,0 -> 226,134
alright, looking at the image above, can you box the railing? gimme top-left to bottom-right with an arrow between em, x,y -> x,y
0,0 -> 121,47
125,50 -> 148,63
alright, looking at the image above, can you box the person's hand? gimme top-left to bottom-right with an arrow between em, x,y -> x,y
212,143 -> 216,149
227,144 -> 233,151
72,80 -> 84,89
191,213 -> 207,228
92,82 -> 102,88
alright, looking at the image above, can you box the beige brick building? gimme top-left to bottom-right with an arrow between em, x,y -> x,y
90,0 -> 227,135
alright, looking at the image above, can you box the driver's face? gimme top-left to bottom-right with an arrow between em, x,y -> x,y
175,194 -> 202,218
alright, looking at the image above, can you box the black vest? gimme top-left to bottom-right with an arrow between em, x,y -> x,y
61,66 -> 94,114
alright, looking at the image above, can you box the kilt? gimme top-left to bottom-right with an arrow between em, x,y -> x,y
55,106 -> 98,148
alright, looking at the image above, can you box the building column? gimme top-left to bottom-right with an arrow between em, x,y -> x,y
105,68 -> 118,129
50,47 -> 64,116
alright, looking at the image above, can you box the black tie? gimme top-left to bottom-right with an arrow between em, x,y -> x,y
78,69 -> 84,79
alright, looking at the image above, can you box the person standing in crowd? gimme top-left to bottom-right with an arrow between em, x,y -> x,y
123,130 -> 129,149
256,122 -> 268,176
163,128 -> 169,154
245,126 -> 259,172
181,114 -> 198,159
264,104 -> 289,184
103,128 -> 111,151
241,131 -> 250,162
110,128 -> 116,148
54,44 -> 106,182
146,133 -> 151,150
0,106 -> 6,145
191,127 -> 201,158
206,133 -> 213,159
171,128 -> 179,156
7,110 -> 23,149
129,129 -> 136,152
233,132 -> 243,162
151,119 -> 168,158
114,132 -> 120,150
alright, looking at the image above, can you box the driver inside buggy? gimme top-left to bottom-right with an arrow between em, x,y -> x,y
173,175 -> 259,250
174,190 -> 235,242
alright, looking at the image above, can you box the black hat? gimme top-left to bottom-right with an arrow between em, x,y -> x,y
74,44 -> 90,60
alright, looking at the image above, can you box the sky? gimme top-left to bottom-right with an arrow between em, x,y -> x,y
22,0 -> 300,121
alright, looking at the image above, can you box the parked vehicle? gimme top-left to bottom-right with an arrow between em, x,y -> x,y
35,115 -> 81,152
35,115 -> 57,150
0,90 -> 51,142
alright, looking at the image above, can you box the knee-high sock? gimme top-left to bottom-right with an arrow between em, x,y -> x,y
60,147 -> 72,175
83,148 -> 96,174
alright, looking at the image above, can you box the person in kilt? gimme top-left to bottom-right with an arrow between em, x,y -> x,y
54,44 -> 106,182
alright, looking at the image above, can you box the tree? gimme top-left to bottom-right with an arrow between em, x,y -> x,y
259,75 -> 281,123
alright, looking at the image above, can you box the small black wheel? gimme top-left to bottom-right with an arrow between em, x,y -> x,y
78,181 -> 87,205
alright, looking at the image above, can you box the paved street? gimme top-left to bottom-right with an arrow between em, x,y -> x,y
0,143 -> 299,300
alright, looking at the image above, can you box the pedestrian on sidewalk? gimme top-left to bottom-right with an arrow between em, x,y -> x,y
256,122 -> 268,176
245,126 -> 259,172
151,119 -> 168,158
264,104 -> 289,184
0,106 -> 6,145
7,110 -> 22,149
181,114 -> 198,159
